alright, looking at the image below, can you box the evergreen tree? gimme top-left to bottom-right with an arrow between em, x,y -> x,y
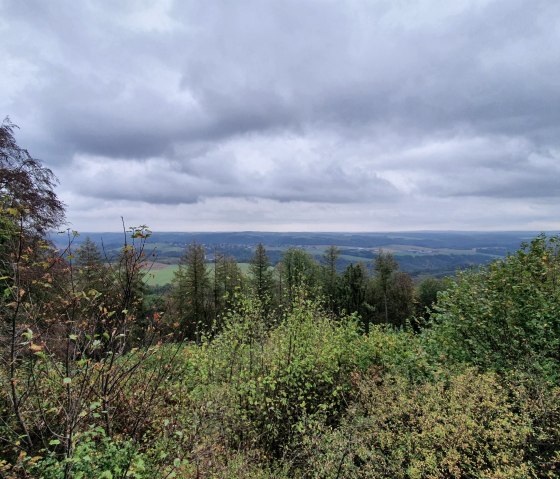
213,252 -> 243,324
373,251 -> 399,324
281,248 -> 320,303
322,245 -> 340,312
172,241 -> 210,342
76,237 -> 102,267
75,237 -> 108,291
368,252 -> 415,327
249,243 -> 273,303
339,263 -> 370,331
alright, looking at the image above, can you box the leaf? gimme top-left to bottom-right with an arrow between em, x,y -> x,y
49,439 -> 60,446
63,377 -> 72,385
22,329 -> 33,340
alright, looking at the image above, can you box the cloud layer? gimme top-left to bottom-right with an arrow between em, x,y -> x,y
2,0 -> 560,231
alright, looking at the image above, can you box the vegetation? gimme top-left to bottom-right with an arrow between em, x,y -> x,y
2,123 -> 559,477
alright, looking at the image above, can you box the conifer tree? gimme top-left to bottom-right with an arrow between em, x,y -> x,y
281,248 -> 319,304
172,241 -> 210,342
213,252 -> 243,324
373,250 -> 399,324
249,243 -> 273,303
339,263 -> 370,330
75,237 -> 107,290
322,245 -> 340,312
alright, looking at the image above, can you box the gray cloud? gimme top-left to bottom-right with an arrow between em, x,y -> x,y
1,0 -> 560,230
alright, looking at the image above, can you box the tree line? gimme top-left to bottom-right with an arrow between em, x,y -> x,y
162,241 -> 447,342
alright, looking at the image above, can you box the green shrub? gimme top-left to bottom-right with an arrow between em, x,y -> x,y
183,293 -> 361,457
429,234 -> 560,381
305,369 -> 533,479
31,427 -> 151,479
505,372 -> 560,478
353,325 -> 436,382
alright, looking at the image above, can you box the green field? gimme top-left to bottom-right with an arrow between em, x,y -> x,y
144,263 -> 251,287
143,264 -> 180,286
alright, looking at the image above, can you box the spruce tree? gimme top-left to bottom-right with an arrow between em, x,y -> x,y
373,250 -> 399,324
172,241 -> 210,342
214,252 -> 243,323
322,245 -> 340,312
249,243 -> 273,303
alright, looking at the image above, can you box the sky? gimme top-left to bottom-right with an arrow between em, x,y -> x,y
2,0 -> 560,232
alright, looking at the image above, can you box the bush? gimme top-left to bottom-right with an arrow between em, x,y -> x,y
305,369 -> 533,479
429,234 -> 560,381
30,427 -> 151,479
353,325 -> 435,382
182,293 -> 361,458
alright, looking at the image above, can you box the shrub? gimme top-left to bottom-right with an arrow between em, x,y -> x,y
30,427 -> 152,479
429,234 -> 560,381
147,291 -> 363,473
305,369 -> 533,479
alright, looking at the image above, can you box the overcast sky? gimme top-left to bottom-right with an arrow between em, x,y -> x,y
2,0 -> 560,232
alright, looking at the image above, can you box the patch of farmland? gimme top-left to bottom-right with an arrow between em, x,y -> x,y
144,263 -> 251,286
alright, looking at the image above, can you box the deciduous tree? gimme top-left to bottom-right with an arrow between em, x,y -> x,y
0,118 -> 64,237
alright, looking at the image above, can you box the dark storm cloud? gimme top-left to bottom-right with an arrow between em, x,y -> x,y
2,0 -> 560,230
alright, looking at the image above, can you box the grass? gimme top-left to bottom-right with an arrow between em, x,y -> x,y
143,263 -> 252,286
143,265 -> 180,286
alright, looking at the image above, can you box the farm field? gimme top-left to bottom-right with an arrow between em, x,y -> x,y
143,262 -> 251,286
143,263 -> 180,286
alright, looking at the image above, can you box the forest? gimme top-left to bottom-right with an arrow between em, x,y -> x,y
1,118 -> 559,478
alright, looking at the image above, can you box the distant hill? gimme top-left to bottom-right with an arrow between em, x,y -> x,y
50,231 -> 555,278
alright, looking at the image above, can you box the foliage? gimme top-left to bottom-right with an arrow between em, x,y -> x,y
0,224 -> 177,478
0,118 -> 65,236
249,243 -> 274,305
212,252 -> 243,325
338,263 -> 368,330
429,234 -> 560,380
414,276 -> 449,328
280,248 -> 320,304
366,252 -> 416,328
305,369 -> 534,479
171,241 -> 211,342
321,245 -> 340,311
30,427 -> 152,479
182,292 -> 361,458
353,325 -> 435,382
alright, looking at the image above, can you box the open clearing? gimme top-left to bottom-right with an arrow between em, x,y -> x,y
144,263 -> 251,286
